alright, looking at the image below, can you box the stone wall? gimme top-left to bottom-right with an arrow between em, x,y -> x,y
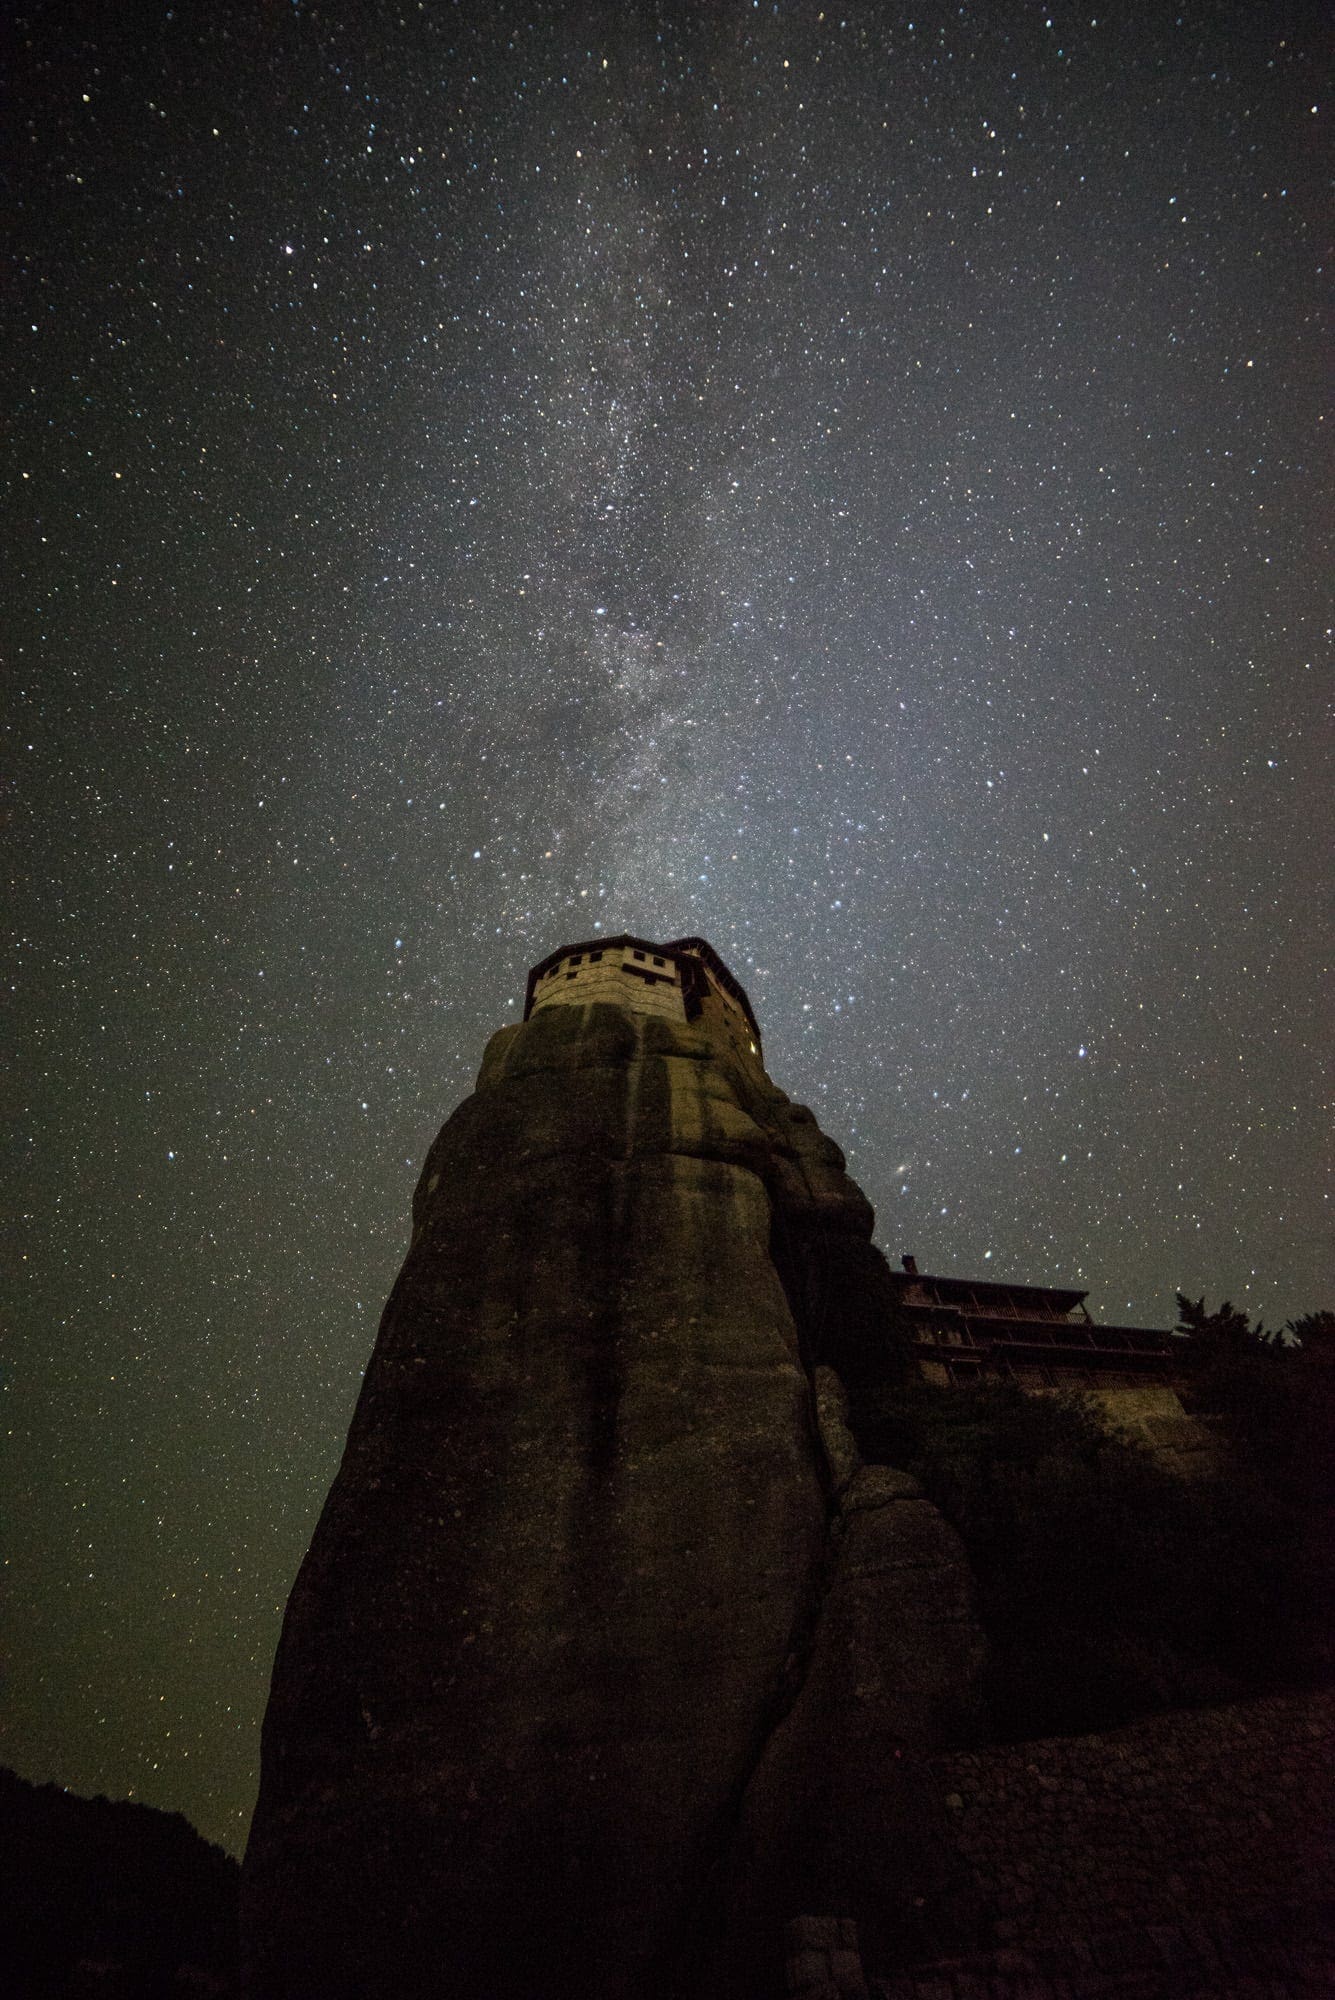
780,1691 -> 1335,1999
868,1903 -> 1335,1999
1079,1383 -> 1219,1475
929,1689 -> 1334,1952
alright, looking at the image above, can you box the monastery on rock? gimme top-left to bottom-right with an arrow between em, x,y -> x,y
241,936 -> 1325,2000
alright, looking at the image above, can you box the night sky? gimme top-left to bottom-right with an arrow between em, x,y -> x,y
6,1 -> 1329,1854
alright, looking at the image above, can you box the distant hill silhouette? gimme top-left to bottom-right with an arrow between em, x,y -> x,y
1,1767 -> 238,1998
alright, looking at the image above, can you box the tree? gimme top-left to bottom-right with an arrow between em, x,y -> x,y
1286,1309 -> 1335,1364
1175,1298 -> 1335,1509
1174,1291 -> 1268,1358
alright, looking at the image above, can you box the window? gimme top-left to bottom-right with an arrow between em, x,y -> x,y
632,949 -> 645,961
652,955 -> 665,967
590,950 -> 603,962
570,955 -> 582,966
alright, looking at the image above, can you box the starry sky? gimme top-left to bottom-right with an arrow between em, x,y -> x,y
5,0 -> 1329,1854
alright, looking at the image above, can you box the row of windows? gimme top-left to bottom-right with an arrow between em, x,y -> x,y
541,951 -> 603,977
544,948 -> 670,977
533,952 -> 760,1053
914,1323 -> 1167,1359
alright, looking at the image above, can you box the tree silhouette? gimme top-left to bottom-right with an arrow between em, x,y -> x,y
1286,1309 -> 1335,1363
1174,1291 -> 1269,1357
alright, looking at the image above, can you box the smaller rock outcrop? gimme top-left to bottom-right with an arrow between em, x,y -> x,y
705,1372 -> 989,1996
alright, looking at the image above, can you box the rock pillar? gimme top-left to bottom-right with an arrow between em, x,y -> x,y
243,998 -> 862,1999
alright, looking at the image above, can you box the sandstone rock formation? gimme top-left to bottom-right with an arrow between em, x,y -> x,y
243,946 -> 989,1998
246,991 -> 839,1996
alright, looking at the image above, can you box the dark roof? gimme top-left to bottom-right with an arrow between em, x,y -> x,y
659,936 -> 761,1038
523,934 -> 761,1040
888,1268 -> 1090,1314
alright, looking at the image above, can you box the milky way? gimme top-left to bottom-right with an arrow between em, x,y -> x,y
7,1 -> 1328,1850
